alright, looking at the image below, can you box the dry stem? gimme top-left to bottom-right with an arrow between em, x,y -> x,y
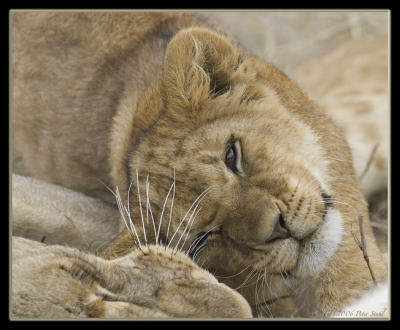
359,143 -> 379,183
351,214 -> 378,286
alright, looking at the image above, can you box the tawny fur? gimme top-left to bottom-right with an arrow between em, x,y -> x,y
11,236 -> 252,319
12,12 -> 387,317
12,174 -> 120,250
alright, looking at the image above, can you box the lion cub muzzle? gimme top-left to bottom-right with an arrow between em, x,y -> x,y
265,212 -> 290,243
265,191 -> 333,244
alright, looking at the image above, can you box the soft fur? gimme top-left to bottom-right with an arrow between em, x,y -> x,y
12,174 -> 120,251
12,12 -> 387,317
12,236 -> 252,319
11,174 -> 251,319
334,284 -> 388,318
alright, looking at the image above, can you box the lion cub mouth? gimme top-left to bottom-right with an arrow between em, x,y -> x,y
188,231 -> 213,259
188,227 -> 256,260
187,195 -> 337,277
188,226 -> 294,261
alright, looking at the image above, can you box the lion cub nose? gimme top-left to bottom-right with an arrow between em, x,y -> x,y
265,213 -> 290,243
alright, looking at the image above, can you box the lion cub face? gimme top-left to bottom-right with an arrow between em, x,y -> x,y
114,28 -> 341,307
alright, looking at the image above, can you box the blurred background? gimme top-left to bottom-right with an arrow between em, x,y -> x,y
206,11 -> 388,74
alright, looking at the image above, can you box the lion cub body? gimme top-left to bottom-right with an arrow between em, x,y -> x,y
12,12 -> 387,317
12,12 -> 214,199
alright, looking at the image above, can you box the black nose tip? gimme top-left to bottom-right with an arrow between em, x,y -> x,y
278,213 -> 287,229
266,213 -> 290,243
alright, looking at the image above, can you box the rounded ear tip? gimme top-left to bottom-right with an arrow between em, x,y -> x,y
162,25 -> 240,111
165,26 -> 237,57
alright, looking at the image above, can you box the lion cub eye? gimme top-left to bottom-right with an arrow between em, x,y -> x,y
225,140 -> 242,174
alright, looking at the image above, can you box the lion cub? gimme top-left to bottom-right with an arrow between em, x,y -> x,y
12,12 -> 387,317
12,236 -> 252,319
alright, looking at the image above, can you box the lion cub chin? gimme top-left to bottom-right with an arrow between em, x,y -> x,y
11,236 -> 252,319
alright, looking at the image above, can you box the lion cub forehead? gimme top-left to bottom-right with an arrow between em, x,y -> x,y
196,91 -> 332,194
280,119 -> 332,194
242,98 -> 333,194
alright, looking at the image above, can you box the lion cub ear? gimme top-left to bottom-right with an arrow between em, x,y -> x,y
162,27 -> 241,113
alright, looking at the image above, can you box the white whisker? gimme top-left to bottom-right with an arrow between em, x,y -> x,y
97,179 -> 118,199
199,257 -> 207,268
215,264 -> 252,279
124,204 -> 141,248
126,181 -> 134,239
262,271 -> 281,304
178,206 -> 203,253
235,268 -> 257,290
173,189 -> 210,252
127,181 -> 133,212
186,224 -> 220,257
115,186 -> 142,248
146,174 -> 150,226
165,168 -> 176,246
115,187 -> 129,230
175,189 -> 210,253
136,169 -> 147,246
167,187 -> 211,250
192,243 -> 207,262
260,270 -> 273,317
144,174 -> 157,244
254,271 -> 264,316
157,178 -> 175,245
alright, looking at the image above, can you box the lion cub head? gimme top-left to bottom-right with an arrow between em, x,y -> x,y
108,27 -> 383,315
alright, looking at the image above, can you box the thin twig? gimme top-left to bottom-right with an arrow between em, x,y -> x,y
351,214 -> 378,286
359,143 -> 379,182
